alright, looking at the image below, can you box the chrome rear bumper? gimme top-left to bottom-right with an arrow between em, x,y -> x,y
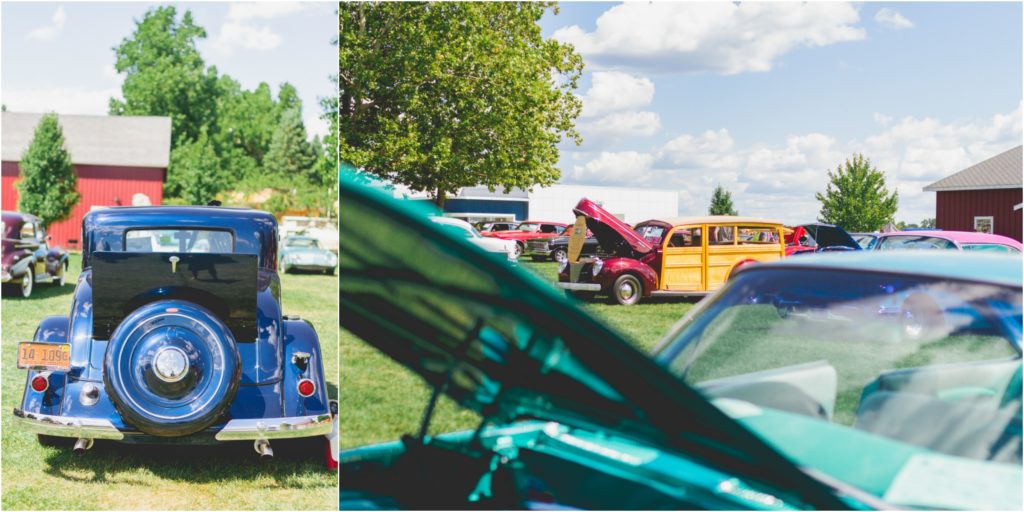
13,408 -> 333,441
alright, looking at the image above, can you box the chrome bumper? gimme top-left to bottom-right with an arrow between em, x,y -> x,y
557,282 -> 601,291
1,271 -> 11,283
13,409 -> 125,440
13,408 -> 333,441
215,413 -> 334,441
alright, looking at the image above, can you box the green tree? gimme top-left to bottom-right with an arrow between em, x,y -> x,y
167,129 -> 224,205
17,114 -> 80,227
815,154 -> 899,232
340,2 -> 584,206
109,6 -> 219,146
708,184 -> 738,215
920,218 -> 936,229
265,108 -> 317,179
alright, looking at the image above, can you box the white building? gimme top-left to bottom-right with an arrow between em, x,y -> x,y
389,183 -> 678,225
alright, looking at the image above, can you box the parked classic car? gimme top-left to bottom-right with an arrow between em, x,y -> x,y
873,230 -> 1022,253
1,211 -> 69,298
481,221 -> 568,259
524,229 -> 599,262
429,216 -> 517,265
338,176 -> 1022,510
475,221 -> 519,234
14,206 -> 337,467
784,223 -> 861,256
850,232 -> 880,250
280,235 -> 338,274
557,199 -> 785,305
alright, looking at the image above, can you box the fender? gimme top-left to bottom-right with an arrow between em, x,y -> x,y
8,254 -> 34,277
727,259 -> 759,282
597,257 -> 660,297
21,316 -> 71,416
281,318 -> 330,417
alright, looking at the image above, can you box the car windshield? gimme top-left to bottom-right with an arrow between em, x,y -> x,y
853,235 -> 877,250
963,243 -> 1019,253
878,235 -> 956,250
287,238 -> 320,248
125,229 -> 233,253
634,224 -> 665,244
517,223 -> 541,233
655,267 -> 1022,508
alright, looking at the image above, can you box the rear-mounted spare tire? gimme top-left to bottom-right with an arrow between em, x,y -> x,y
104,300 -> 241,437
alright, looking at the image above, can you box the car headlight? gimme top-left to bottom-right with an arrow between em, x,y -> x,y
557,259 -> 568,274
592,257 -> 604,276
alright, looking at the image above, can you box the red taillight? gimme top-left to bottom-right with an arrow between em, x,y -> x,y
297,378 -> 315,397
31,375 -> 49,393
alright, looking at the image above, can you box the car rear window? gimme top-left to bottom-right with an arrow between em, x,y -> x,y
125,229 -> 233,253
878,235 -> 956,250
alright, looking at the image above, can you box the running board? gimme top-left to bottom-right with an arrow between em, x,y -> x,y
650,290 -> 712,297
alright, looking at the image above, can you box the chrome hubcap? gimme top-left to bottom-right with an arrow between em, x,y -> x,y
619,282 -> 635,300
153,347 -> 190,383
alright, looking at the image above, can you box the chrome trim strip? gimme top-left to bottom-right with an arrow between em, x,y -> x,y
214,413 -> 333,441
557,282 -> 601,291
13,408 -> 125,440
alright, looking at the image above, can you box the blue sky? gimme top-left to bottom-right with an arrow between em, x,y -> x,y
539,2 -> 1022,223
1,2 -> 336,138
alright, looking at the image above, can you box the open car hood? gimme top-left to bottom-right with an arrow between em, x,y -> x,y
795,223 -> 861,250
339,175 -> 847,509
572,198 -> 654,254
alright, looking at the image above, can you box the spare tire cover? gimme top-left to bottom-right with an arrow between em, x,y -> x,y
104,300 -> 241,437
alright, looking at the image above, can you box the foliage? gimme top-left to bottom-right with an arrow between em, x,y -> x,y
340,2 -> 584,206
109,6 -> 219,146
708,184 -> 738,216
265,109 -> 318,179
16,114 -> 80,227
815,154 -> 899,232
167,129 -> 225,205
920,217 -> 936,229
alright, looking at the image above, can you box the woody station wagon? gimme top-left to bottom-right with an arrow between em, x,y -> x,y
557,199 -> 785,305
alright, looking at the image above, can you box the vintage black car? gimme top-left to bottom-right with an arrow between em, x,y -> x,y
14,206 -> 338,468
1,211 -> 69,298
524,233 -> 601,262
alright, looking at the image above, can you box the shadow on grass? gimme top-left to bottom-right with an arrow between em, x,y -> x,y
42,436 -> 332,486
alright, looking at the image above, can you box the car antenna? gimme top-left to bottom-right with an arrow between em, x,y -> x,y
416,318 -> 485,443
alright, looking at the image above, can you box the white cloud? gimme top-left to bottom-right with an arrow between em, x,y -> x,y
212,2 -> 313,55
580,72 -> 655,118
27,6 -> 66,42
873,112 -> 893,126
553,2 -> 866,74
875,8 -> 914,30
570,151 -> 654,185
579,110 -> 661,140
2,86 -> 122,116
212,21 -> 282,55
226,2 -> 309,20
563,104 -> 1022,224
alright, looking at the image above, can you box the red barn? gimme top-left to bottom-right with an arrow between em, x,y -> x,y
924,145 -> 1023,242
2,112 -> 171,249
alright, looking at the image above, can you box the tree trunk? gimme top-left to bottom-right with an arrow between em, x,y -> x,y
434,188 -> 446,208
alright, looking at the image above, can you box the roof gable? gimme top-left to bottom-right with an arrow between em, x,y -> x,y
923,145 -> 1022,192
1,112 -> 171,168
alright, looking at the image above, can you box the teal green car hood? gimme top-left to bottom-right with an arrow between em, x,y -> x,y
339,174 -> 848,509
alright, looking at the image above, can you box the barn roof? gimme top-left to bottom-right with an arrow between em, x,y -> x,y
923,145 -> 1022,192
1,112 -> 171,169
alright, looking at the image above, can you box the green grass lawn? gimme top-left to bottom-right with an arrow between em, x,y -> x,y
1,253 -> 339,510
340,260 -> 697,448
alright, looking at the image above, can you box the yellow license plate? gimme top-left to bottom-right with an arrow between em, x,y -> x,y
17,342 -> 71,371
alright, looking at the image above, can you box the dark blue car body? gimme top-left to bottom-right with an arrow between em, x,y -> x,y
15,207 -> 335,463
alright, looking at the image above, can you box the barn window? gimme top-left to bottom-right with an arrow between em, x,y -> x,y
973,216 -> 994,234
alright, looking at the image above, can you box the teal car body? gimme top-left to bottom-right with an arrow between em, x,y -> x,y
339,174 -> 1022,510
280,235 -> 337,274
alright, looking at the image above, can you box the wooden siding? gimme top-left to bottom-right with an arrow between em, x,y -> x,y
935,188 -> 1023,242
2,161 -> 165,249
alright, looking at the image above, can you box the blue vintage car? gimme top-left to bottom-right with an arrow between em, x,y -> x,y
339,175 -> 1022,509
14,206 -> 338,468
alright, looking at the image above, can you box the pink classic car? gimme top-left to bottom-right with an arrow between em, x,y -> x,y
873,230 -> 1021,253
